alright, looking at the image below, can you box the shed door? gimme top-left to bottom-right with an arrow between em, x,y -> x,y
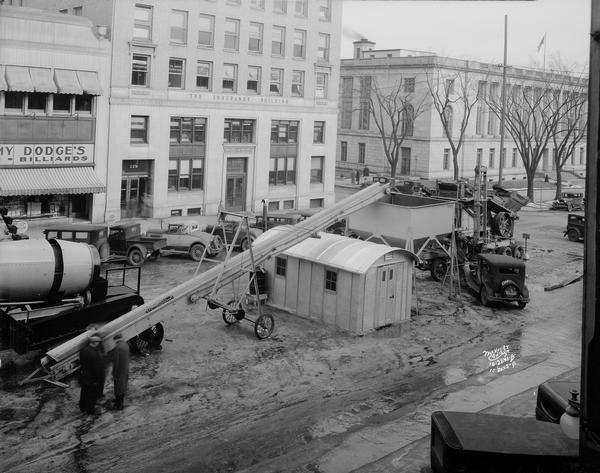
376,264 -> 397,326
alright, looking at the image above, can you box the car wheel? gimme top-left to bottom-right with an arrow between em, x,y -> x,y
129,323 -> 164,355
211,235 -> 224,254
127,247 -> 144,266
567,229 -> 580,242
98,243 -> 110,262
501,281 -> 520,299
517,301 -> 527,309
430,258 -> 448,282
480,285 -> 490,306
190,243 -> 206,262
493,212 -> 513,238
511,245 -> 525,260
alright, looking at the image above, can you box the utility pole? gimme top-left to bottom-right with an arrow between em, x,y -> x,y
497,15 -> 508,185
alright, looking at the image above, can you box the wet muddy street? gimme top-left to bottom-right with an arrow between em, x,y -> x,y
0,209 -> 584,473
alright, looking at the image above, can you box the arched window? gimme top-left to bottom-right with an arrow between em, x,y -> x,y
402,104 -> 414,136
444,105 -> 453,138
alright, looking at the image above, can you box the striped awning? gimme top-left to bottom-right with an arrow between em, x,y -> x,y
54,69 -> 83,94
0,66 -> 7,91
5,65 -> 34,92
30,67 -> 57,93
76,70 -> 102,95
0,167 -> 105,196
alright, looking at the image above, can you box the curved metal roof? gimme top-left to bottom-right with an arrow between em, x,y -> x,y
257,228 -> 416,274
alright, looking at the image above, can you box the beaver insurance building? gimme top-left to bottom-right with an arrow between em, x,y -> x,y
0,5 -> 109,221
25,0 -> 341,220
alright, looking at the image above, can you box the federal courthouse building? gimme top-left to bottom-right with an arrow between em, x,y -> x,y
16,0 -> 341,222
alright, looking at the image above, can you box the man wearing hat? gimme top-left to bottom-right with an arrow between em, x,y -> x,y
111,333 -> 130,410
78,333 -> 106,415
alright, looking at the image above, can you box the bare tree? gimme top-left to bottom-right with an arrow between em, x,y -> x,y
426,68 -> 480,180
487,80 -> 563,200
367,76 -> 426,178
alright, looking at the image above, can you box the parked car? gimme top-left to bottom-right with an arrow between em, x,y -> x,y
251,212 -> 306,231
204,216 -> 263,251
564,213 -> 585,242
146,221 -> 223,261
44,222 -> 167,266
463,253 -> 529,309
551,191 -> 584,211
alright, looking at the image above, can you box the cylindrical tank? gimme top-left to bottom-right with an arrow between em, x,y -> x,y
0,239 -> 100,302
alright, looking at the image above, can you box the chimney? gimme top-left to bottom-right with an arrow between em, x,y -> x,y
353,38 -> 376,59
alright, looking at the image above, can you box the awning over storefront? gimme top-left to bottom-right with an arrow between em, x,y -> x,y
29,67 -> 58,93
76,70 -> 102,95
0,66 -> 7,91
54,69 -> 83,94
0,167 -> 105,196
5,65 -> 34,92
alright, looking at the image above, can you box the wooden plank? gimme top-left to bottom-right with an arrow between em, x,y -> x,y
544,273 -> 584,291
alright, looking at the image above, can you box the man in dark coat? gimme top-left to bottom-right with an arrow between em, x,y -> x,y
78,334 -> 106,415
111,333 -> 130,410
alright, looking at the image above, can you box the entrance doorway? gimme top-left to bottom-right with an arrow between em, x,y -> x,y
225,157 -> 247,211
375,263 -> 401,326
121,160 -> 152,219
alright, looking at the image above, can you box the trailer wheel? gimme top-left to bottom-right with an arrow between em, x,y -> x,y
254,313 -> 274,339
129,323 -> 164,355
430,259 -> 448,282
127,247 -> 145,266
567,229 -> 580,242
223,299 -> 245,325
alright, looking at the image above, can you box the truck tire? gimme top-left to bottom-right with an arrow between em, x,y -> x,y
430,259 -> 448,282
511,244 -> 525,260
567,229 -> 580,242
190,243 -> 206,262
127,247 -> 145,266
480,285 -> 490,306
496,246 -> 513,257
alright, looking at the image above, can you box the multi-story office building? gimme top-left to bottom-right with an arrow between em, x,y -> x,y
338,39 -> 587,183
24,0 -> 341,221
0,5 -> 110,221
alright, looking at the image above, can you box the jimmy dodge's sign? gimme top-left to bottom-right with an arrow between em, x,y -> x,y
0,144 -> 94,166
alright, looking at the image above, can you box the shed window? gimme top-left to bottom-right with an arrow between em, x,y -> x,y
389,269 -> 394,280
275,257 -> 287,276
325,269 -> 337,292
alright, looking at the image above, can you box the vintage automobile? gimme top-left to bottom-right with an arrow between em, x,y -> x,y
463,253 -> 529,309
551,190 -> 584,211
146,221 -> 224,261
204,216 -> 263,251
44,222 -> 167,266
564,213 -> 585,242
251,212 -> 306,231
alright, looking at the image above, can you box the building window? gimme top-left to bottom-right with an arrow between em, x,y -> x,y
341,77 -> 353,129
196,61 -> 212,90
475,106 -> 485,135
272,26 -> 285,56
247,66 -> 261,94
134,4 -> 153,41
170,117 -> 206,143
325,269 -> 337,291
52,94 -> 72,113
318,0 -> 331,21
487,110 -> 497,135
317,33 -> 330,62
198,14 -> 214,47
268,201 -> 281,211
27,93 -> 47,113
248,22 -> 263,53
131,116 -> 148,143
224,118 -> 255,143
222,64 -> 237,92
269,157 -> 296,185
313,121 -> 325,143
168,58 -> 185,88
401,104 -> 414,136
295,0 -> 307,16
275,257 -> 287,276
476,148 -> 483,166
404,77 -> 415,93
311,156 -> 324,183
73,6 -> 82,16
273,0 -> 287,14
224,18 -> 240,50
168,158 -> 204,191
59,8 -> 68,13
489,148 -> 495,168
271,120 -> 299,143
131,54 -> 150,86
75,95 -> 93,113
512,148 -> 518,167
580,147 -> 585,165
283,199 -> 294,209
170,10 -> 188,44
270,68 -> 283,95
359,76 -> 371,130
293,29 -> 306,58
315,72 -> 328,99
310,198 -> 324,208
250,0 -> 265,8
443,149 -> 450,170
340,141 -> 347,162
291,70 -> 304,97
358,143 -> 366,164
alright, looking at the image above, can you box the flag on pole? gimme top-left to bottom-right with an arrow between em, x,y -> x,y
537,34 -> 546,53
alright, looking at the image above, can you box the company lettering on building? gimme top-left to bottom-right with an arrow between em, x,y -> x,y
0,144 -> 94,166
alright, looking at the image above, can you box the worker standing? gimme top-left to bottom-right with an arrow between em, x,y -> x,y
111,333 -> 130,410
78,334 -> 106,415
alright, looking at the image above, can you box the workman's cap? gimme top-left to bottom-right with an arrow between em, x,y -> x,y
89,335 -> 102,342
